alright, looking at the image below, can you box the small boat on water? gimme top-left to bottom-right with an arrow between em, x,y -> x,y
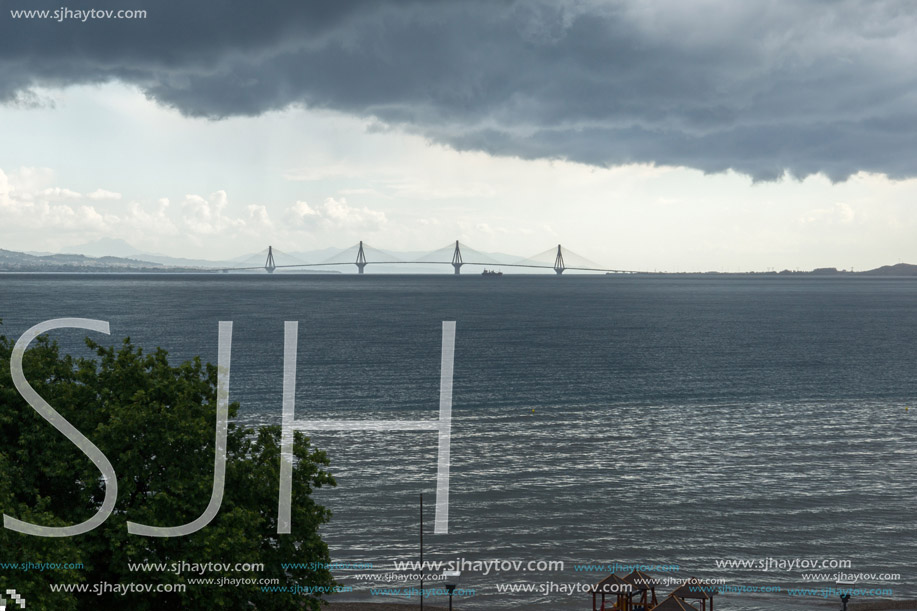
482,269 -> 503,276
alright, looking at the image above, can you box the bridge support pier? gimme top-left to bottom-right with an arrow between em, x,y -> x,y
553,244 -> 565,276
452,240 -> 463,275
265,245 -> 277,274
356,240 -> 367,274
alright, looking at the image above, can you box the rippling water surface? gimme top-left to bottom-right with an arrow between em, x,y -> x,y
2,274 -> 916,610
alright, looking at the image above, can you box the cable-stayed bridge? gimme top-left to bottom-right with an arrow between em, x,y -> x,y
224,241 -> 640,275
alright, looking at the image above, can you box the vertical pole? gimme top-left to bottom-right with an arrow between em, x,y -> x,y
420,493 -> 424,611
277,322 -> 297,533
434,321 -> 455,534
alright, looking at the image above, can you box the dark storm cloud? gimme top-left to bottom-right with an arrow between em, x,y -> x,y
3,0 -> 917,180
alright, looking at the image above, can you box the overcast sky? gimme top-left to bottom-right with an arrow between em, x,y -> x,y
2,0 -> 917,271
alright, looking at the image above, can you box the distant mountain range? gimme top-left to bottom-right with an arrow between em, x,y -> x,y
0,248 -> 168,272
759,264 -> 917,276
57,238 -> 242,268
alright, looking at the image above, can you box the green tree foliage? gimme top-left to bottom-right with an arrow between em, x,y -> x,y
0,326 -> 336,609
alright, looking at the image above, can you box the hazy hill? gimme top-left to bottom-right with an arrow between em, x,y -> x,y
859,263 -> 917,276
0,249 -> 165,271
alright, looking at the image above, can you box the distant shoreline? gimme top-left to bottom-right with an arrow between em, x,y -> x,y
4,247 -> 917,276
3,269 -> 917,277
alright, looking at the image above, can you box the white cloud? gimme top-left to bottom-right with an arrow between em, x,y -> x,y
0,167 -> 196,252
799,202 -> 857,225
181,190 -> 245,235
40,187 -> 82,200
322,197 -> 387,230
122,199 -> 178,237
5,167 -> 55,197
87,188 -> 123,201
0,168 -> 11,202
246,204 -> 274,229
285,197 -> 387,232
286,200 -> 320,224
0,167 -> 113,233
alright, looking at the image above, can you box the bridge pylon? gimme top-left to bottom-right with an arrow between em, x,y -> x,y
451,240 -> 463,275
265,245 -> 277,274
553,244 -> 565,275
356,240 -> 367,274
